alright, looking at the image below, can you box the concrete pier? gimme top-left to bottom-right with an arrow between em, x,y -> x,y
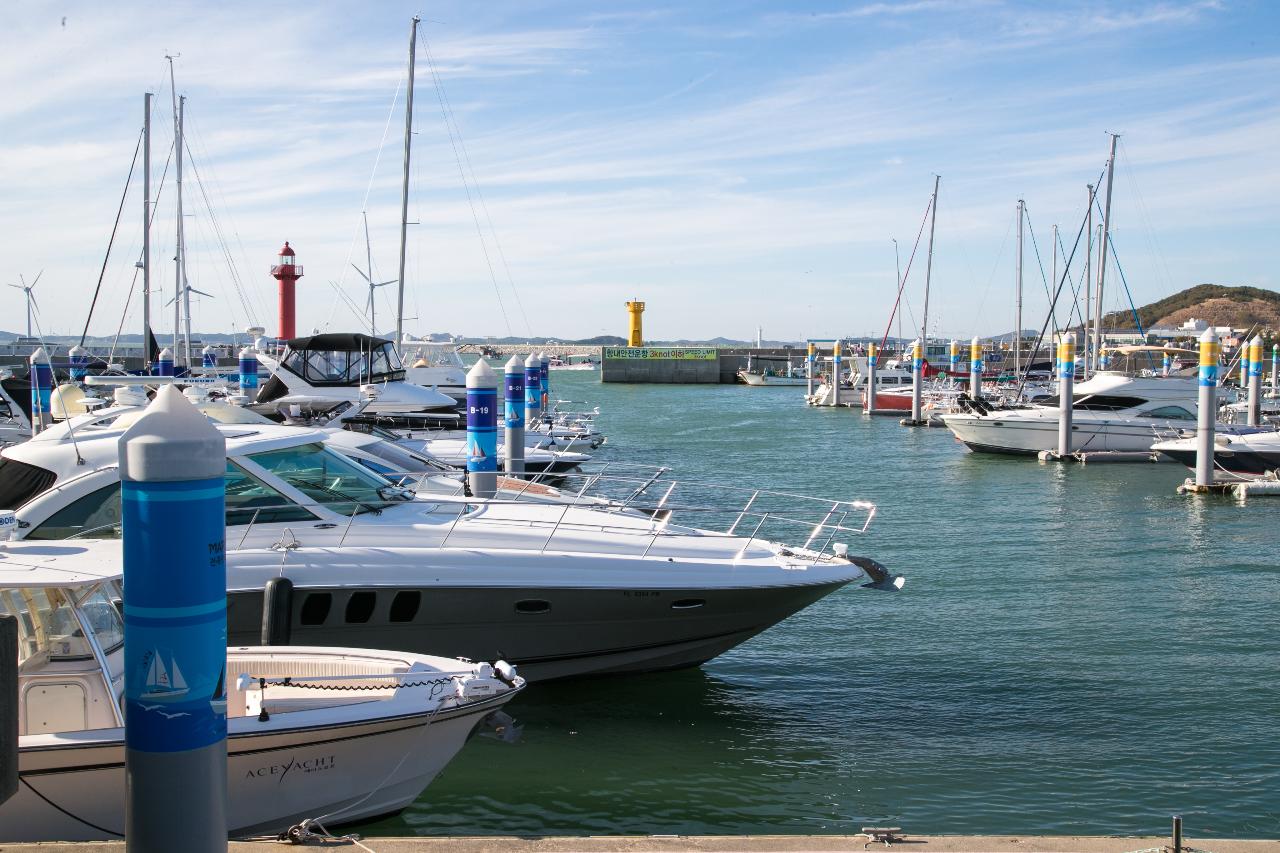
14,834 -> 1278,853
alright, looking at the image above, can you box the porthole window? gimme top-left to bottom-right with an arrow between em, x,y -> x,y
345,591 -> 376,624
299,593 -> 332,626
389,591 -> 421,623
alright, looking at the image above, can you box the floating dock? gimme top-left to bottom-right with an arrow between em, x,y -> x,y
11,833 -> 1279,853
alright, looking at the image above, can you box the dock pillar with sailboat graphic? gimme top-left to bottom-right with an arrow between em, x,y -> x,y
119,386 -> 228,852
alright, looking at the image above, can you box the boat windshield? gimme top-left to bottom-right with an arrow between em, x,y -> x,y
246,443 -> 412,515
0,584 -> 122,665
1072,394 -> 1149,411
282,341 -> 405,386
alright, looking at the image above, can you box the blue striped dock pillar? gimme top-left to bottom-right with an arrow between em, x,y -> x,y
539,353 -> 550,421
948,339 -> 960,377
969,337 -> 983,399
202,345 -> 217,369
156,347 -> 174,378
524,353 -> 542,428
119,385 -> 227,851
69,345 -> 89,382
1247,335 -> 1263,426
504,354 -> 525,477
238,346 -> 258,400
28,347 -> 53,435
1098,347 -> 1110,371
1163,351 -> 1171,377
466,358 -> 498,498
1195,328 -> 1219,488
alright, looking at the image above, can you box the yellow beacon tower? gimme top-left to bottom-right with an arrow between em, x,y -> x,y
625,299 -> 645,347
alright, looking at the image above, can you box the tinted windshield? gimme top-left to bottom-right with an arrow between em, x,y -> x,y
0,586 -> 104,664
246,443 -> 411,515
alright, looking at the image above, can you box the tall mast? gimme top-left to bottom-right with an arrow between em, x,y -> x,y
1095,133 -> 1119,367
364,211 -> 376,334
1015,199 -> 1024,376
395,16 -> 420,352
893,238 -> 902,344
167,55 -> 183,359
1084,184 -> 1093,375
179,96 -> 194,368
921,175 -> 940,347
142,92 -> 152,366
1051,223 -> 1058,342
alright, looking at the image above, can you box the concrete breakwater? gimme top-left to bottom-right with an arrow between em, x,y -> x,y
601,347 -> 805,383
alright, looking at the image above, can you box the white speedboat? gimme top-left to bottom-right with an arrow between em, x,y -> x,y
941,373 -> 1200,455
0,405 -> 900,682
0,539 -> 522,842
1152,429 -> 1280,479
254,333 -> 455,416
402,340 -> 468,403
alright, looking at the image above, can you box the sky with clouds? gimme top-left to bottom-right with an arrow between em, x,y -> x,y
3,0 -> 1278,344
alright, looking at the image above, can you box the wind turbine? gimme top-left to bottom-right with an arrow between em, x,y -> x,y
7,271 -> 43,339
352,211 -> 396,336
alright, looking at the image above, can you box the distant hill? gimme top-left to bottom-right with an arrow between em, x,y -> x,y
1102,284 -> 1280,332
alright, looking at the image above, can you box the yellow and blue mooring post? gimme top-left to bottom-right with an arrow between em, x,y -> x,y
865,342 -> 878,415
831,341 -> 841,407
504,354 -> 526,477
120,386 -> 228,852
1247,335 -> 1263,426
1195,328 -> 1220,489
1057,333 -> 1076,457
969,337 -> 982,399
806,342 -> 815,397
466,358 -> 498,499
948,339 -> 960,377
1163,350 -> 1171,377
524,352 -> 542,427
909,338 -> 924,423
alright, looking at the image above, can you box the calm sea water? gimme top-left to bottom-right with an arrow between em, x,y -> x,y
375,371 -> 1279,839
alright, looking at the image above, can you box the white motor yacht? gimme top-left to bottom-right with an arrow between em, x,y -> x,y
253,333 -> 455,416
402,340 -> 467,403
940,372 -> 1200,455
0,539 -> 522,842
0,407 -> 900,682
1152,429 -> 1280,479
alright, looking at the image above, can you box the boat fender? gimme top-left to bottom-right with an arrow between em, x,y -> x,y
494,660 -> 518,686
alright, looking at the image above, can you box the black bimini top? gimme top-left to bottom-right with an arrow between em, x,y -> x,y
279,333 -> 405,387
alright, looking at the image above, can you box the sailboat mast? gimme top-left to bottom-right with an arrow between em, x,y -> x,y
921,175 -> 940,349
180,97 -> 193,369
1015,199 -> 1024,376
1095,133 -> 1119,368
395,16 -> 420,352
142,92 -> 152,366
364,211 -> 376,335
1084,184 -> 1093,375
167,55 -> 184,361
1051,223 -> 1058,342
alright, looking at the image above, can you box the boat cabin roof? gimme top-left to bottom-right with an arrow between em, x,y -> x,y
0,540 -> 122,588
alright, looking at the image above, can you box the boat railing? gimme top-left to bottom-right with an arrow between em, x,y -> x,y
227,480 -> 874,563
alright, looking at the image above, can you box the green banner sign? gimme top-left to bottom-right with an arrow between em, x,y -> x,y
602,347 -> 718,360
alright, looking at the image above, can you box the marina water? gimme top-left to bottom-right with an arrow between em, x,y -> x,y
378,372 -> 1278,839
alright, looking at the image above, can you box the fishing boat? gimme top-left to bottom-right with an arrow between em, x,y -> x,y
0,539 -> 523,842
1,403 -> 901,682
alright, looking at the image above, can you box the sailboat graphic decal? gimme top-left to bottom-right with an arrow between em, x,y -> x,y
140,648 -> 191,700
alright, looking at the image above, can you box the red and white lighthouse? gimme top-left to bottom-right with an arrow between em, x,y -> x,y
271,242 -> 304,341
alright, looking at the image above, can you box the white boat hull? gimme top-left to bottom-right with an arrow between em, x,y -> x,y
942,410 -> 1174,454
3,649 -> 518,842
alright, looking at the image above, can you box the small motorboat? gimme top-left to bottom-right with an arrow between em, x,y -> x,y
0,539 -> 523,842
